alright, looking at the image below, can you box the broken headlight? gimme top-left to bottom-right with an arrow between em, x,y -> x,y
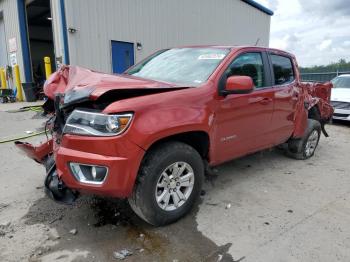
63,110 -> 133,136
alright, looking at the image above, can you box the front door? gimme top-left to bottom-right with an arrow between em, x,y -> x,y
111,41 -> 134,73
213,52 -> 275,164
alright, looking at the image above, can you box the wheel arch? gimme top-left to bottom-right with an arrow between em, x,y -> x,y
144,130 -> 210,160
308,105 -> 321,122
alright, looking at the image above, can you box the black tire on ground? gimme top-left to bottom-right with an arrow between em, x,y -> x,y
287,119 -> 321,160
128,141 -> 204,226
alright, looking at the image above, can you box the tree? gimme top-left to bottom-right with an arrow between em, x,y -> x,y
300,59 -> 350,73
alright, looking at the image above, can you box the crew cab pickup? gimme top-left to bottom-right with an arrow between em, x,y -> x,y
16,46 -> 333,226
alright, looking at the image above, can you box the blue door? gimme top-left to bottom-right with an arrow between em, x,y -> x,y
111,41 -> 135,73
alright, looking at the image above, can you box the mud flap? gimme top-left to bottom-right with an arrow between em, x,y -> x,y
320,122 -> 329,137
44,164 -> 78,204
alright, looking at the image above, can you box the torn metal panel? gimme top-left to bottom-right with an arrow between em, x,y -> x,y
292,81 -> 333,138
15,139 -> 53,163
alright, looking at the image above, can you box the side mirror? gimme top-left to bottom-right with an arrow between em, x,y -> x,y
222,76 -> 254,95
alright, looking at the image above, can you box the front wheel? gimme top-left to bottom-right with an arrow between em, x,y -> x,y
128,141 -> 204,226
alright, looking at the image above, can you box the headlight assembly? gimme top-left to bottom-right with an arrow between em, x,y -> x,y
63,110 -> 133,136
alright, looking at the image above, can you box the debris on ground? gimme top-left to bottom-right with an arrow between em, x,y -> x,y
0,221 -> 13,237
287,210 -> 294,213
113,249 -> 133,260
137,233 -> 145,241
48,230 -> 60,240
234,256 -> 246,262
206,202 -> 219,206
49,214 -> 63,224
225,204 -> 231,209
69,228 -> 78,235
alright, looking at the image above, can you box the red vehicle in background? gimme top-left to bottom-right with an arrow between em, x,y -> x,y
16,46 -> 333,226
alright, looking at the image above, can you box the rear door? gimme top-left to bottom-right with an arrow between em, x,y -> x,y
111,41 -> 135,73
213,51 -> 275,163
268,54 -> 299,145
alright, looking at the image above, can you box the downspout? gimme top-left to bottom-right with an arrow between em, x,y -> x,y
17,0 -> 32,82
59,0 -> 69,64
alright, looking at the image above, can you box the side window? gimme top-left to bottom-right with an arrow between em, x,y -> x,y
225,52 -> 265,88
270,55 -> 295,85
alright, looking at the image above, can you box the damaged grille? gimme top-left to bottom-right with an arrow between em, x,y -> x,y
331,101 -> 350,110
54,95 -> 66,134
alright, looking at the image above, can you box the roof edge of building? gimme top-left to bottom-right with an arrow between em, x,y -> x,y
241,0 -> 274,16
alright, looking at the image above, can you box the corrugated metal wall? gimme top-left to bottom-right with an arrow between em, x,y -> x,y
62,0 -> 270,73
0,0 -> 26,81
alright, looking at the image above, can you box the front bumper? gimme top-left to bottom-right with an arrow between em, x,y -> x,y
54,134 -> 145,198
332,108 -> 350,121
331,101 -> 350,121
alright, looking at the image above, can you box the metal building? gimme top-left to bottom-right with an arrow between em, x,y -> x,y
0,0 -> 273,88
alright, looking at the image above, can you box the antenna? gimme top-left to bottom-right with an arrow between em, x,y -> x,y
254,38 -> 260,46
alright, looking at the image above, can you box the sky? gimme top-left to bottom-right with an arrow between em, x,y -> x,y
256,0 -> 350,67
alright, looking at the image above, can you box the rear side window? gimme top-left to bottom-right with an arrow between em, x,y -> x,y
270,55 -> 295,85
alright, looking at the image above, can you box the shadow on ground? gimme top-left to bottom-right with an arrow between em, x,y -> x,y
24,192 -> 233,261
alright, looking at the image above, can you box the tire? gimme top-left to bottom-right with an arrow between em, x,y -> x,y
128,141 -> 204,226
287,119 -> 321,160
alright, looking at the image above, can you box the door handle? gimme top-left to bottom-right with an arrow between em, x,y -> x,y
259,97 -> 272,105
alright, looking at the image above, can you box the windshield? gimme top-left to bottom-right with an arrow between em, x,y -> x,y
126,48 -> 230,86
331,76 -> 350,88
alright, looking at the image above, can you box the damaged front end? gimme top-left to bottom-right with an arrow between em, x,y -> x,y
15,65 -> 185,204
44,156 -> 78,204
15,138 -> 78,204
14,139 -> 53,164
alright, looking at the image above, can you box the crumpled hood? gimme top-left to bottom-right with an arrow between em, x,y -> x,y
331,88 -> 350,103
44,66 -> 183,105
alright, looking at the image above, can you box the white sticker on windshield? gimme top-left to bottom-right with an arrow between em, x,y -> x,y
198,54 -> 226,60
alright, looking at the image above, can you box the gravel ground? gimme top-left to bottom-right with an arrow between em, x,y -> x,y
0,102 -> 349,262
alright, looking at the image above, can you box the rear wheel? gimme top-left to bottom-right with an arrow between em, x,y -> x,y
287,119 -> 321,160
128,141 -> 204,226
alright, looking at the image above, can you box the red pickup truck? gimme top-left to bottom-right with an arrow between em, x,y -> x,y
16,46 -> 333,226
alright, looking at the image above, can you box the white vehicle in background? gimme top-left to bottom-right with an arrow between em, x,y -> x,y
331,74 -> 350,121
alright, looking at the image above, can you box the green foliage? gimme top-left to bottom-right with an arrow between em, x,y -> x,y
300,59 -> 350,73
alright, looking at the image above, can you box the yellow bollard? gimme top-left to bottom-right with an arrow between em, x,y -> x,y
0,68 -> 6,88
14,65 -> 24,102
44,56 -> 52,79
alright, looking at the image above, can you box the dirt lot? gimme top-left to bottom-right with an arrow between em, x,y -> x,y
0,102 -> 350,262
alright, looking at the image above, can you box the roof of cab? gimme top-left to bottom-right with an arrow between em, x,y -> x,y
175,45 -> 295,58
